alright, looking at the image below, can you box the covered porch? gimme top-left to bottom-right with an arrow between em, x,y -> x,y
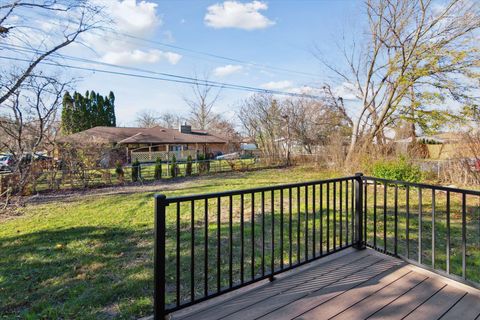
127,143 -> 210,163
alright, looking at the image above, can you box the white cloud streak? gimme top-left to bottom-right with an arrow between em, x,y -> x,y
333,82 -> 359,100
84,0 -> 183,65
95,0 -> 161,36
204,1 -> 275,30
213,64 -> 243,77
260,80 -> 293,90
101,49 -> 182,65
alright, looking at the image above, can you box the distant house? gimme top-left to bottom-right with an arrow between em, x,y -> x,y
394,132 -> 475,160
58,125 -> 228,163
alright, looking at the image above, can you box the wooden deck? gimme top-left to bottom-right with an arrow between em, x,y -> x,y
171,248 -> 480,320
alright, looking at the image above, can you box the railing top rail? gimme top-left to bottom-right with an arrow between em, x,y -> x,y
163,175 -> 358,204
363,175 -> 480,196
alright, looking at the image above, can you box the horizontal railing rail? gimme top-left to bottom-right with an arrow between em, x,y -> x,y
154,173 -> 479,319
362,176 -> 480,196
164,176 -> 358,203
154,174 -> 364,319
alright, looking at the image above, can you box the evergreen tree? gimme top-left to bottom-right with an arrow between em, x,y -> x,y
154,157 -> 162,180
61,90 -> 117,134
108,91 -> 116,126
96,94 -> 105,127
61,91 -> 74,134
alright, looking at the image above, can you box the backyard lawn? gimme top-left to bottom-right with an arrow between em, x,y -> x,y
1,166 -> 479,319
0,166 -> 339,319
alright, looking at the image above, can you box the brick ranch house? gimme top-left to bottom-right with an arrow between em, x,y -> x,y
58,125 -> 229,164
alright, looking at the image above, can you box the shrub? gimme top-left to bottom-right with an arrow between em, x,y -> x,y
198,154 -> 210,173
154,157 -> 162,180
132,159 -> 141,182
371,157 -> 422,183
170,154 -> 177,178
186,155 -> 192,176
115,161 -> 124,181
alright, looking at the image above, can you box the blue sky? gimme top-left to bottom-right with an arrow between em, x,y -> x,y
7,0 -> 365,126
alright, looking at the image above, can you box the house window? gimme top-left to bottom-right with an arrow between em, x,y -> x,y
169,145 -> 185,151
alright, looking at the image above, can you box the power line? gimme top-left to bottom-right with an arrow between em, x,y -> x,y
0,54 -> 324,99
0,43 -> 323,98
20,9 -> 322,80
0,43 -> 250,89
119,32 -> 321,79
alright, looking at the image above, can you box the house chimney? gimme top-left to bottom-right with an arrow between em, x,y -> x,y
179,123 -> 192,134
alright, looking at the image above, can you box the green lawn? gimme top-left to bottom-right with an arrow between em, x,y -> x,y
0,166 -> 340,319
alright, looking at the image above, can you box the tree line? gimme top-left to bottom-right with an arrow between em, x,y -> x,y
61,91 -> 116,134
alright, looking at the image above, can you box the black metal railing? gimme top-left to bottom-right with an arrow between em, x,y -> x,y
153,173 -> 480,319
154,174 -> 364,319
362,175 -> 480,290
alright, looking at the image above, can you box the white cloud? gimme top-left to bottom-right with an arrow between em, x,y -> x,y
333,82 -> 359,101
161,51 -> 182,64
288,86 -> 322,95
260,80 -> 293,90
95,0 -> 161,36
204,1 -> 275,30
213,64 -> 243,77
101,49 -> 182,65
81,1 -> 181,65
287,83 -> 359,99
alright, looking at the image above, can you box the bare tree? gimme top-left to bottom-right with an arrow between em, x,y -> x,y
0,1 -> 104,105
239,93 -> 353,163
136,110 -> 161,128
184,75 -> 221,130
318,0 -> 480,161
239,94 -> 284,161
0,74 -> 69,193
284,96 -> 352,154
159,112 -> 184,129
208,116 -> 241,151
0,1 -> 104,195
135,110 -> 185,128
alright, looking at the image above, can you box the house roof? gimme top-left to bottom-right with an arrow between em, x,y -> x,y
58,126 -> 228,145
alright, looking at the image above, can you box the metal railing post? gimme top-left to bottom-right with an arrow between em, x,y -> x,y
154,194 -> 168,320
353,173 -> 366,250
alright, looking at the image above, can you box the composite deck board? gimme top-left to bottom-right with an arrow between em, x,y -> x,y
179,250 -> 370,320
403,285 -> 467,320
223,256 -> 385,320
297,268 -> 422,320
330,271 -> 428,320
367,277 -> 446,319
439,293 -> 480,320
172,249 -> 480,320
256,258 -> 402,320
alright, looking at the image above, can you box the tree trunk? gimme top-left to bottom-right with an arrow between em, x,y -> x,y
345,116 -> 361,163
